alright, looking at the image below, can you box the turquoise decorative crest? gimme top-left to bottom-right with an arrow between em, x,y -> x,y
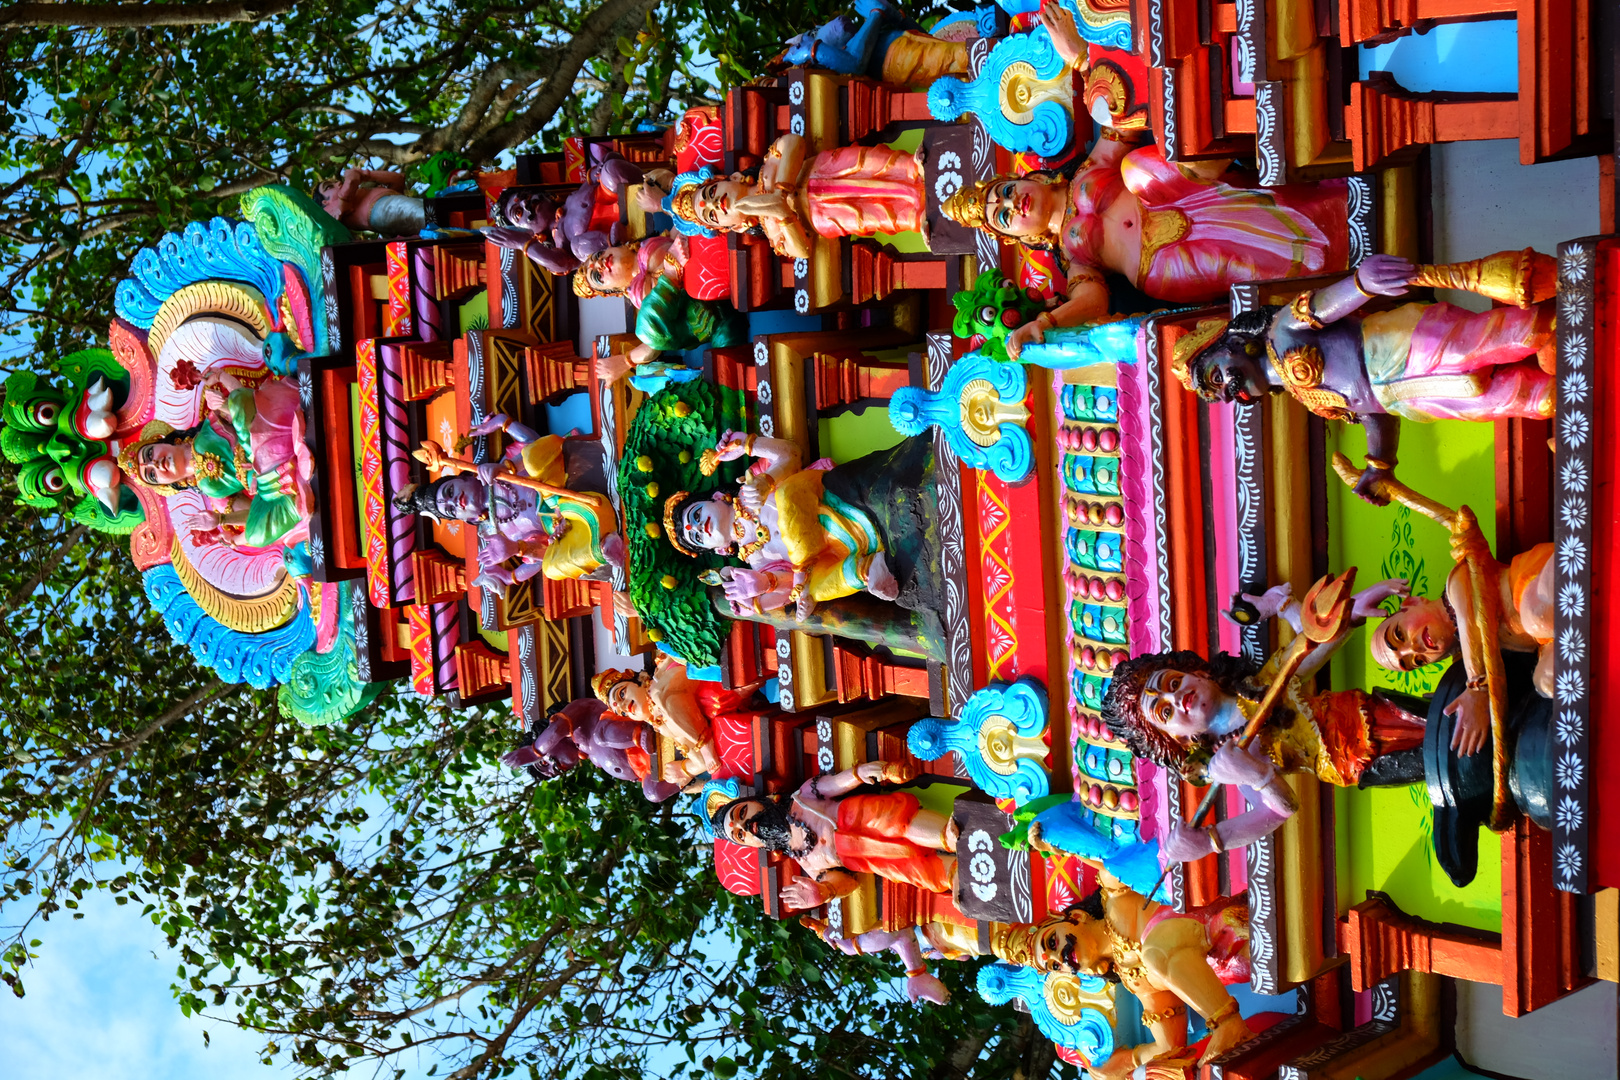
927,28 -> 1073,157
694,776 -> 743,839
907,677 -> 1050,803
976,963 -> 1116,1059
889,350 -> 1033,482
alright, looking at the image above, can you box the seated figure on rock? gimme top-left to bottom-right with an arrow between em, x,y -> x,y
664,430 -> 943,620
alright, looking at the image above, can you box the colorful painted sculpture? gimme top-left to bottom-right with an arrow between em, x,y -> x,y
397,417 -> 622,594
951,268 -> 1047,363
1336,454 -> 1555,834
1171,251 -> 1559,504
777,0 -> 970,89
940,134 -> 1351,357
1101,574 -> 1432,863
1,353 -> 144,534
484,145 -> 643,273
572,237 -> 746,387
711,761 -> 958,906
1362,484 -> 1555,731
656,134 -> 927,259
591,657 -> 773,785
998,872 -> 1254,1077
667,431 -> 940,620
503,697 -> 684,802
802,918 -> 959,1005
317,168 -> 425,237
120,371 -> 314,550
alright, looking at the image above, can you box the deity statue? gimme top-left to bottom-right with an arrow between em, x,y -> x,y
571,236 -> 747,388
317,168 -> 426,237
653,133 -> 927,260
395,414 -> 622,593
1100,576 -> 1436,863
1172,251 -> 1558,504
662,431 -> 940,620
592,658 -> 772,786
712,761 -> 958,907
484,145 -> 644,274
774,0 -> 970,89
938,128 -> 1352,358
998,868 -> 1255,1078
119,370 -> 314,549
502,697 -> 684,802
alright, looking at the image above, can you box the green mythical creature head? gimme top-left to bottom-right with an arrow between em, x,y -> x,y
0,350 -> 144,534
951,268 -> 1047,363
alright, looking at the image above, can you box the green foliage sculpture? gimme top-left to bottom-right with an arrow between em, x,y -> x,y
616,380 -> 745,666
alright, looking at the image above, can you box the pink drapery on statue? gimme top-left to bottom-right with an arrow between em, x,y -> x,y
1121,148 -> 1349,302
1362,300 -> 1557,422
804,145 -> 927,239
1061,145 -> 1349,303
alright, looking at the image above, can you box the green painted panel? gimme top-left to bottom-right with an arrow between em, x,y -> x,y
1327,417 -> 1502,932
457,290 -> 489,334
818,408 -> 906,464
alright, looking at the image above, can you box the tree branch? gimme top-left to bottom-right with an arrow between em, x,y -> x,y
0,0 -> 296,27
462,0 -> 656,161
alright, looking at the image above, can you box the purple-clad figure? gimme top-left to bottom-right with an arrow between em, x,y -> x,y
484,145 -> 646,274
502,698 -> 683,803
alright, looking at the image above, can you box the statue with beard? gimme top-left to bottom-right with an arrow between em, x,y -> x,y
712,760 -> 958,909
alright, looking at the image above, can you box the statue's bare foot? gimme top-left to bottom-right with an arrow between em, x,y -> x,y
1199,1014 -> 1254,1064
867,553 -> 900,601
942,815 -> 960,852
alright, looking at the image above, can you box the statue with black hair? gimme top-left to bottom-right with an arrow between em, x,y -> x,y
483,145 -> 646,274
995,863 -> 1256,1077
710,759 -> 957,909
1099,575 -> 1430,865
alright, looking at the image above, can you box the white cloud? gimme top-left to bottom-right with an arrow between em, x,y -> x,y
3,887 -> 271,1080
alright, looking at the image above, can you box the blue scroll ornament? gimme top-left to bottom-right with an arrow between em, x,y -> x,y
694,776 -> 744,839
907,676 -> 1051,804
278,582 -> 388,726
889,349 -> 1033,483
928,28 -> 1072,158
977,963 -> 1116,1059
115,217 -> 285,329
1052,0 -> 1134,52
144,564 -> 315,688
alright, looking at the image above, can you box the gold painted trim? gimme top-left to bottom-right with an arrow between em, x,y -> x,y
169,539 -> 300,633
148,281 -> 273,362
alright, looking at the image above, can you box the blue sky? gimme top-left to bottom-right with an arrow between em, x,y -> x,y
4,886 -> 276,1079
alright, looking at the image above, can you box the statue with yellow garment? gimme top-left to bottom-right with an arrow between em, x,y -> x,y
396,413 -> 622,595
662,430 -> 941,621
